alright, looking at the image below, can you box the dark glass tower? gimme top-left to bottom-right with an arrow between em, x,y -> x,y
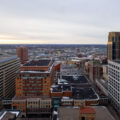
107,32 -> 120,60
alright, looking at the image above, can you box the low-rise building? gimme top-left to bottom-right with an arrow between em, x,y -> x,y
51,85 -> 72,98
51,85 -> 99,106
12,97 -> 52,115
61,97 -> 73,106
60,64 -> 79,76
53,106 -> 116,120
12,97 -> 27,112
72,87 -> 99,106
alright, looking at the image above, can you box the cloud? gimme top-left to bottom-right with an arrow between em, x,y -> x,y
0,0 -> 120,44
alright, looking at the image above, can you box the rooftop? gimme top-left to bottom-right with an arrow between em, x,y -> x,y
0,110 -> 20,120
12,96 -> 51,101
94,106 -> 116,120
113,60 -> 120,64
72,87 -> 98,100
23,60 -> 51,66
0,56 -> 18,64
51,85 -> 98,100
56,106 -> 116,120
80,107 -> 95,114
57,107 -> 79,120
59,75 -> 89,84
51,85 -> 72,93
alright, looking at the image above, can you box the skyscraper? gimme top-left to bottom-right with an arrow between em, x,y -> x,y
16,46 -> 28,64
108,60 -> 120,114
107,32 -> 120,60
0,56 -> 20,100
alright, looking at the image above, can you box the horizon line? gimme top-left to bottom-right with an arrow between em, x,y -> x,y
0,43 -> 107,45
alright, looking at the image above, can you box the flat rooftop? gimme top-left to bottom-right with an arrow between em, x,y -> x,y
0,110 -> 20,120
57,106 -> 116,120
18,118 -> 51,120
94,106 -> 116,120
24,60 -> 51,66
51,85 -> 98,100
12,96 -> 51,101
51,85 -> 72,93
113,60 -> 120,64
57,107 -> 79,120
72,87 -> 98,100
60,75 -> 89,84
0,56 -> 17,64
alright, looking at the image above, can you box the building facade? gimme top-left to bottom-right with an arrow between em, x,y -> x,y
108,32 -> 120,60
103,65 -> 108,82
16,59 -> 54,97
16,46 -> 28,64
12,97 -> 52,116
108,60 -> 120,113
88,60 -> 103,83
0,56 -> 20,100
60,63 -> 79,76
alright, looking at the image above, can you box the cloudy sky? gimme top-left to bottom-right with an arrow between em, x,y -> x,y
0,0 -> 120,44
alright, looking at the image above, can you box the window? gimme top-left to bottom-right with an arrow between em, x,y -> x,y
13,106 -> 17,109
81,117 -> 85,120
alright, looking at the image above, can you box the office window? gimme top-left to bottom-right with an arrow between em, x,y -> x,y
81,117 -> 85,120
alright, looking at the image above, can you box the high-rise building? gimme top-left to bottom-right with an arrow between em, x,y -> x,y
16,46 -> 28,64
108,32 -> 120,60
16,59 -> 54,97
0,56 -> 20,100
108,60 -> 120,113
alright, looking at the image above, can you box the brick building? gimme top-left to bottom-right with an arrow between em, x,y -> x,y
16,46 -> 28,64
16,59 -> 54,97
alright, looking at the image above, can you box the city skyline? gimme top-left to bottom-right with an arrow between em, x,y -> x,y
0,0 -> 120,44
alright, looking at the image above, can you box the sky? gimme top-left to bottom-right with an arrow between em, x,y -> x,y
0,0 -> 120,44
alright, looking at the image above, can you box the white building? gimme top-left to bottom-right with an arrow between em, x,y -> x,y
60,64 -> 79,76
108,60 -> 120,113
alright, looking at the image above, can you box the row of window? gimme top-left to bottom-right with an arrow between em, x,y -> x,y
109,86 -> 120,102
109,63 -> 120,70
110,96 -> 120,111
109,77 -> 120,91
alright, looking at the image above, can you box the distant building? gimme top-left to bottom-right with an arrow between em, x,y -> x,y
108,60 -> 120,114
102,65 -> 108,82
0,56 -> 20,100
107,32 -> 120,60
60,63 -> 79,76
16,46 -> 28,64
16,59 -> 54,97
88,60 -> 103,83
